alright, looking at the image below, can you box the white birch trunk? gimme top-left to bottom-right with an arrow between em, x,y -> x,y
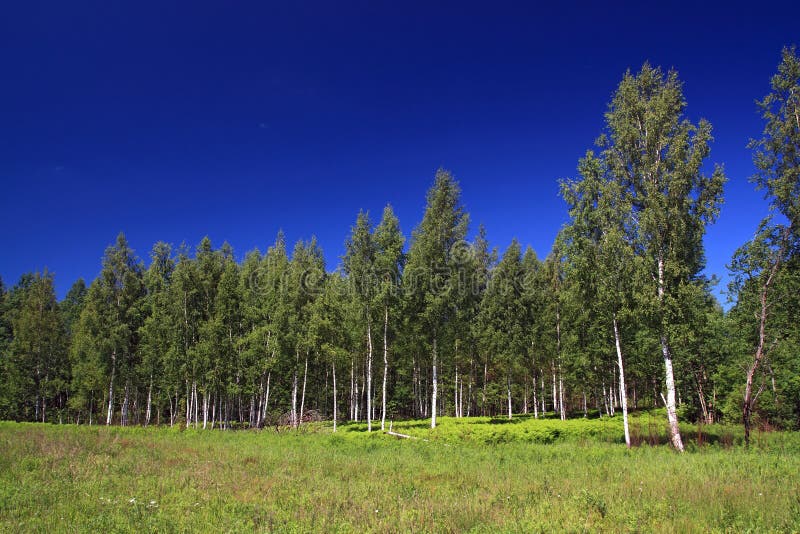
507,373 -> 513,420
658,256 -> 684,452
121,382 -> 129,427
381,305 -> 389,431
203,391 -> 209,429
291,351 -> 299,428
185,382 -> 191,426
193,381 -> 199,429
106,351 -> 116,426
332,361 -> 338,432
613,315 -> 631,448
540,375 -> 544,414
558,364 -> 565,421
145,376 -> 153,426
350,358 -> 355,421
355,375 -> 360,421
366,313 -> 373,432
299,352 -> 308,427
263,371 -> 271,425
454,366 -> 459,418
431,335 -> 438,429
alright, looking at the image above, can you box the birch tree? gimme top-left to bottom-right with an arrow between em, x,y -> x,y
601,64 -> 726,451
343,211 -> 377,431
730,46 -> 800,445
373,205 -> 405,430
561,151 -> 637,446
139,242 -> 174,426
72,234 -> 146,426
7,271 -> 68,422
405,169 -> 469,428
309,272 -> 350,431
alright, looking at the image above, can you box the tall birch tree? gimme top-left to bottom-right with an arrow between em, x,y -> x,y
405,169 -> 469,428
601,64 -> 726,451
343,211 -> 377,431
373,205 -> 405,430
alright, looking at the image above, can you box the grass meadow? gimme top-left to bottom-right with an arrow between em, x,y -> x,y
1,414 -> 799,533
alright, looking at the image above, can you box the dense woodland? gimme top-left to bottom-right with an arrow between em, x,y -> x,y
1,48 -> 798,450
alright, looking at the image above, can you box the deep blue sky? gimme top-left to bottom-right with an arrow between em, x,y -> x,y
2,2 -> 799,304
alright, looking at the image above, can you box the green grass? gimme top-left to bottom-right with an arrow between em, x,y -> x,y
1,417 -> 799,532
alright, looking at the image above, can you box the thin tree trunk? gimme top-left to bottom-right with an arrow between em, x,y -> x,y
145,376 -> 153,426
350,357 -> 355,421
743,229 -> 787,446
455,365 -> 459,418
695,366 -> 711,425
203,391 -> 209,429
106,351 -> 116,426
558,363 -> 565,420
556,307 -> 565,420
467,355 -> 473,418
507,372 -> 513,420
299,351 -> 308,427
291,350 -> 299,428
185,383 -> 191,427
332,361 -> 338,432
658,255 -> 684,452
366,312 -> 373,432
460,374 -> 464,418
355,373 -> 360,421
613,314 -> 631,448
523,377 -> 528,415
256,380 -> 263,429
582,391 -> 587,418
482,360 -> 488,416
192,383 -> 197,426
431,335 -> 438,429
263,371 -> 271,426
381,305 -> 389,431
541,374 -> 545,415
121,381 -> 129,427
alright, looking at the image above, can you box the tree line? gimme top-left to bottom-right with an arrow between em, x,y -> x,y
1,48 -> 798,449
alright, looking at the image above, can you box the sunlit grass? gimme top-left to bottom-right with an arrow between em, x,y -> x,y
1,418 -> 799,532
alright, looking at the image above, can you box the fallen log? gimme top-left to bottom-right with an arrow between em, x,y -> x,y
385,430 -> 416,439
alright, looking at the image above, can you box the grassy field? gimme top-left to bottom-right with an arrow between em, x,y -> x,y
1,416 -> 799,533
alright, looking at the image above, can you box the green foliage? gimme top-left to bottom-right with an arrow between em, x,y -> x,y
750,45 -> 800,231
1,272 -> 68,422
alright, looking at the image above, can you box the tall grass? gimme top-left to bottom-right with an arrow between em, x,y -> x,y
1,418 -> 799,532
